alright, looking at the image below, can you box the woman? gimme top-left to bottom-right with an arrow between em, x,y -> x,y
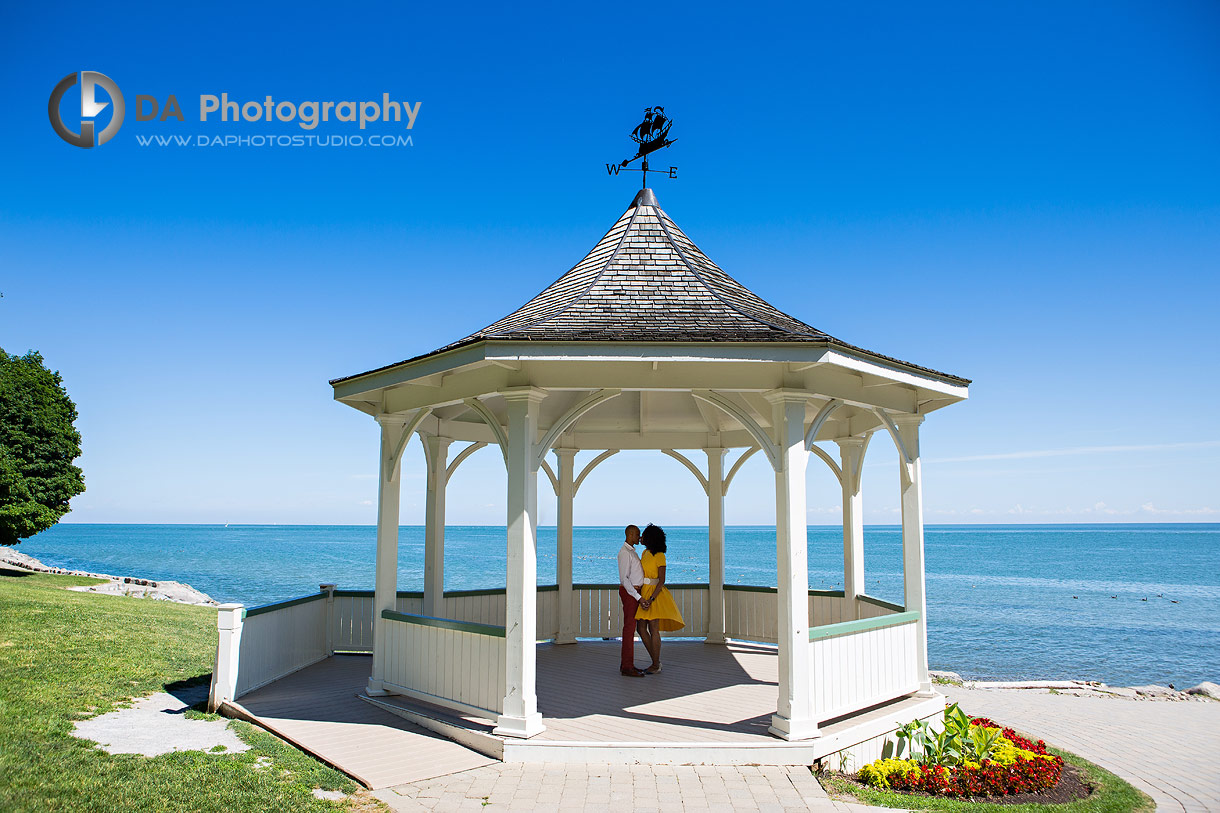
635,523 -> 684,673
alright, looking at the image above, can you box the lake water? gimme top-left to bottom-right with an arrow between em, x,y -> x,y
15,523 -> 1219,688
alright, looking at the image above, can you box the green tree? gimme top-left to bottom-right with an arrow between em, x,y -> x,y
0,350 -> 85,545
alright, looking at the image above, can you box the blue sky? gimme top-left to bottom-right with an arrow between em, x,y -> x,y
2,1 -> 1217,526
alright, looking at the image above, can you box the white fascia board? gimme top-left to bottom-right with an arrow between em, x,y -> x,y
819,349 -> 969,401
332,344 -> 491,402
332,339 -> 968,406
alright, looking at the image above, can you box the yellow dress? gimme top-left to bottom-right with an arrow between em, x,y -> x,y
635,551 -> 685,631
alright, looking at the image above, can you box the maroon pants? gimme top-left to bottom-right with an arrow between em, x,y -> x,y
619,585 -> 640,671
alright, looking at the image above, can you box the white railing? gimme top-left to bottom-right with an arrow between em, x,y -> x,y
206,589 -> 334,710
572,584 -> 710,638
211,582 -> 915,722
809,611 -> 921,722
234,592 -> 330,697
723,587 -> 873,643
381,610 -> 506,717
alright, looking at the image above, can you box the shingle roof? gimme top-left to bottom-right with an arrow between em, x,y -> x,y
332,189 -> 969,385
453,187 -> 831,344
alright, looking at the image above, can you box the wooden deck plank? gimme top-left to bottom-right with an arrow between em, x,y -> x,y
532,641 -> 779,743
234,655 -> 494,789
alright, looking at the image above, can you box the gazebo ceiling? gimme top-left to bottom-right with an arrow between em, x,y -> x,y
331,187 -> 969,449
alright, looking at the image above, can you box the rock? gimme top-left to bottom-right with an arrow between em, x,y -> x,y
1131,684 -> 1179,699
0,547 -> 47,571
1093,685 -> 1140,699
67,579 -> 217,607
971,680 -> 1085,690
930,670 -> 963,685
1186,682 -> 1220,700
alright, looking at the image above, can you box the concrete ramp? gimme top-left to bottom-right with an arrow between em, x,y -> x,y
228,655 -> 494,789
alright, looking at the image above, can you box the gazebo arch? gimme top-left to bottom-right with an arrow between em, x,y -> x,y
207,186 -> 969,770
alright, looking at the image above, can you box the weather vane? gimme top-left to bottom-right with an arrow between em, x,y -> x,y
606,106 -> 678,188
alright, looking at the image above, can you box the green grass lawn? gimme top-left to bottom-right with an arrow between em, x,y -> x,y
0,568 -> 376,812
820,747 -> 1154,813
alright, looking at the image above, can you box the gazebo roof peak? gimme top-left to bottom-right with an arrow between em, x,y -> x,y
437,186 -> 833,349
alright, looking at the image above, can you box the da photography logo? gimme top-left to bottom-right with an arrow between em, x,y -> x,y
48,71 -> 125,148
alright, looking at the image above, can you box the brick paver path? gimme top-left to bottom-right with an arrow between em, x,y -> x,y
369,688 -> 1219,812
373,763 -> 879,812
944,686 -> 1220,812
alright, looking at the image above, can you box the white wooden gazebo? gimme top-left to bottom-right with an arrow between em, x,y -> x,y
320,187 -> 970,747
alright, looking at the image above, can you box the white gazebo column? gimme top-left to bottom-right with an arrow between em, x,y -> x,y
368,414 -> 407,696
895,414 -> 933,695
704,447 -> 727,644
836,437 -> 866,619
766,391 -> 818,740
554,448 -> 578,645
495,387 -> 547,738
422,435 -> 452,618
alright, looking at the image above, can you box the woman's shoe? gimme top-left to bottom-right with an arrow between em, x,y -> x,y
645,664 -> 662,674
620,667 -> 647,677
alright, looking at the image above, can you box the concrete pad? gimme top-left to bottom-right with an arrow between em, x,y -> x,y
72,684 -> 248,757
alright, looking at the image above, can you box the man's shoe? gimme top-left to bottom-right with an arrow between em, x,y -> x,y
620,667 -> 647,677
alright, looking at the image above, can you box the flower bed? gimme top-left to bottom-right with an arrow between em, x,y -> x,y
858,706 -> 1064,798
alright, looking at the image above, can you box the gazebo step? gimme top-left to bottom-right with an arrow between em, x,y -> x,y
361,689 -> 945,766
359,693 -> 505,760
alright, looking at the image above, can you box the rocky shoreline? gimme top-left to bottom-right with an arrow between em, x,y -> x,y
0,547 -> 217,607
930,669 -> 1220,703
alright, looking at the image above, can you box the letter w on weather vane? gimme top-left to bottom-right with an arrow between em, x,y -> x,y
606,106 -> 678,188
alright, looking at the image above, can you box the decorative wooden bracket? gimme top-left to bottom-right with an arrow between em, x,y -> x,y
691,390 -> 780,471
463,398 -> 510,467
661,449 -> 709,495
533,389 -> 621,468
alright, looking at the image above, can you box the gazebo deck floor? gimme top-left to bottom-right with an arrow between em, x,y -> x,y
233,642 -> 943,770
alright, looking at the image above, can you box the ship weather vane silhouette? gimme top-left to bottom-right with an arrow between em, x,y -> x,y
606,106 -> 678,188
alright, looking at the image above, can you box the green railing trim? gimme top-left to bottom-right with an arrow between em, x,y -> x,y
244,592 -> 325,618
858,594 -> 905,614
808,610 -> 920,642
382,609 -> 506,638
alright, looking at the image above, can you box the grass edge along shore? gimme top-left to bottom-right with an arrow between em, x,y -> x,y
0,565 -> 1155,812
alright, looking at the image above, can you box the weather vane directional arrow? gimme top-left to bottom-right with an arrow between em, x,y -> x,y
606,106 -> 678,188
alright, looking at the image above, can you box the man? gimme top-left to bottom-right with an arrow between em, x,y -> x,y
617,524 -> 648,677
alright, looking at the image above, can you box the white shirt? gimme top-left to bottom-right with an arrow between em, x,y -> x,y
618,542 -> 644,600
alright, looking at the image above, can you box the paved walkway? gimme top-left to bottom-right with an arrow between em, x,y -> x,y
373,763 -> 878,813
368,687 -> 1220,812
235,656 -> 494,789
943,686 -> 1220,812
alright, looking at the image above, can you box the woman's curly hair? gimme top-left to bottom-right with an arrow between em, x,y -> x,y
641,523 -> 667,554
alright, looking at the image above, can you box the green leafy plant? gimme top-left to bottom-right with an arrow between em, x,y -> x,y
894,718 -> 932,760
